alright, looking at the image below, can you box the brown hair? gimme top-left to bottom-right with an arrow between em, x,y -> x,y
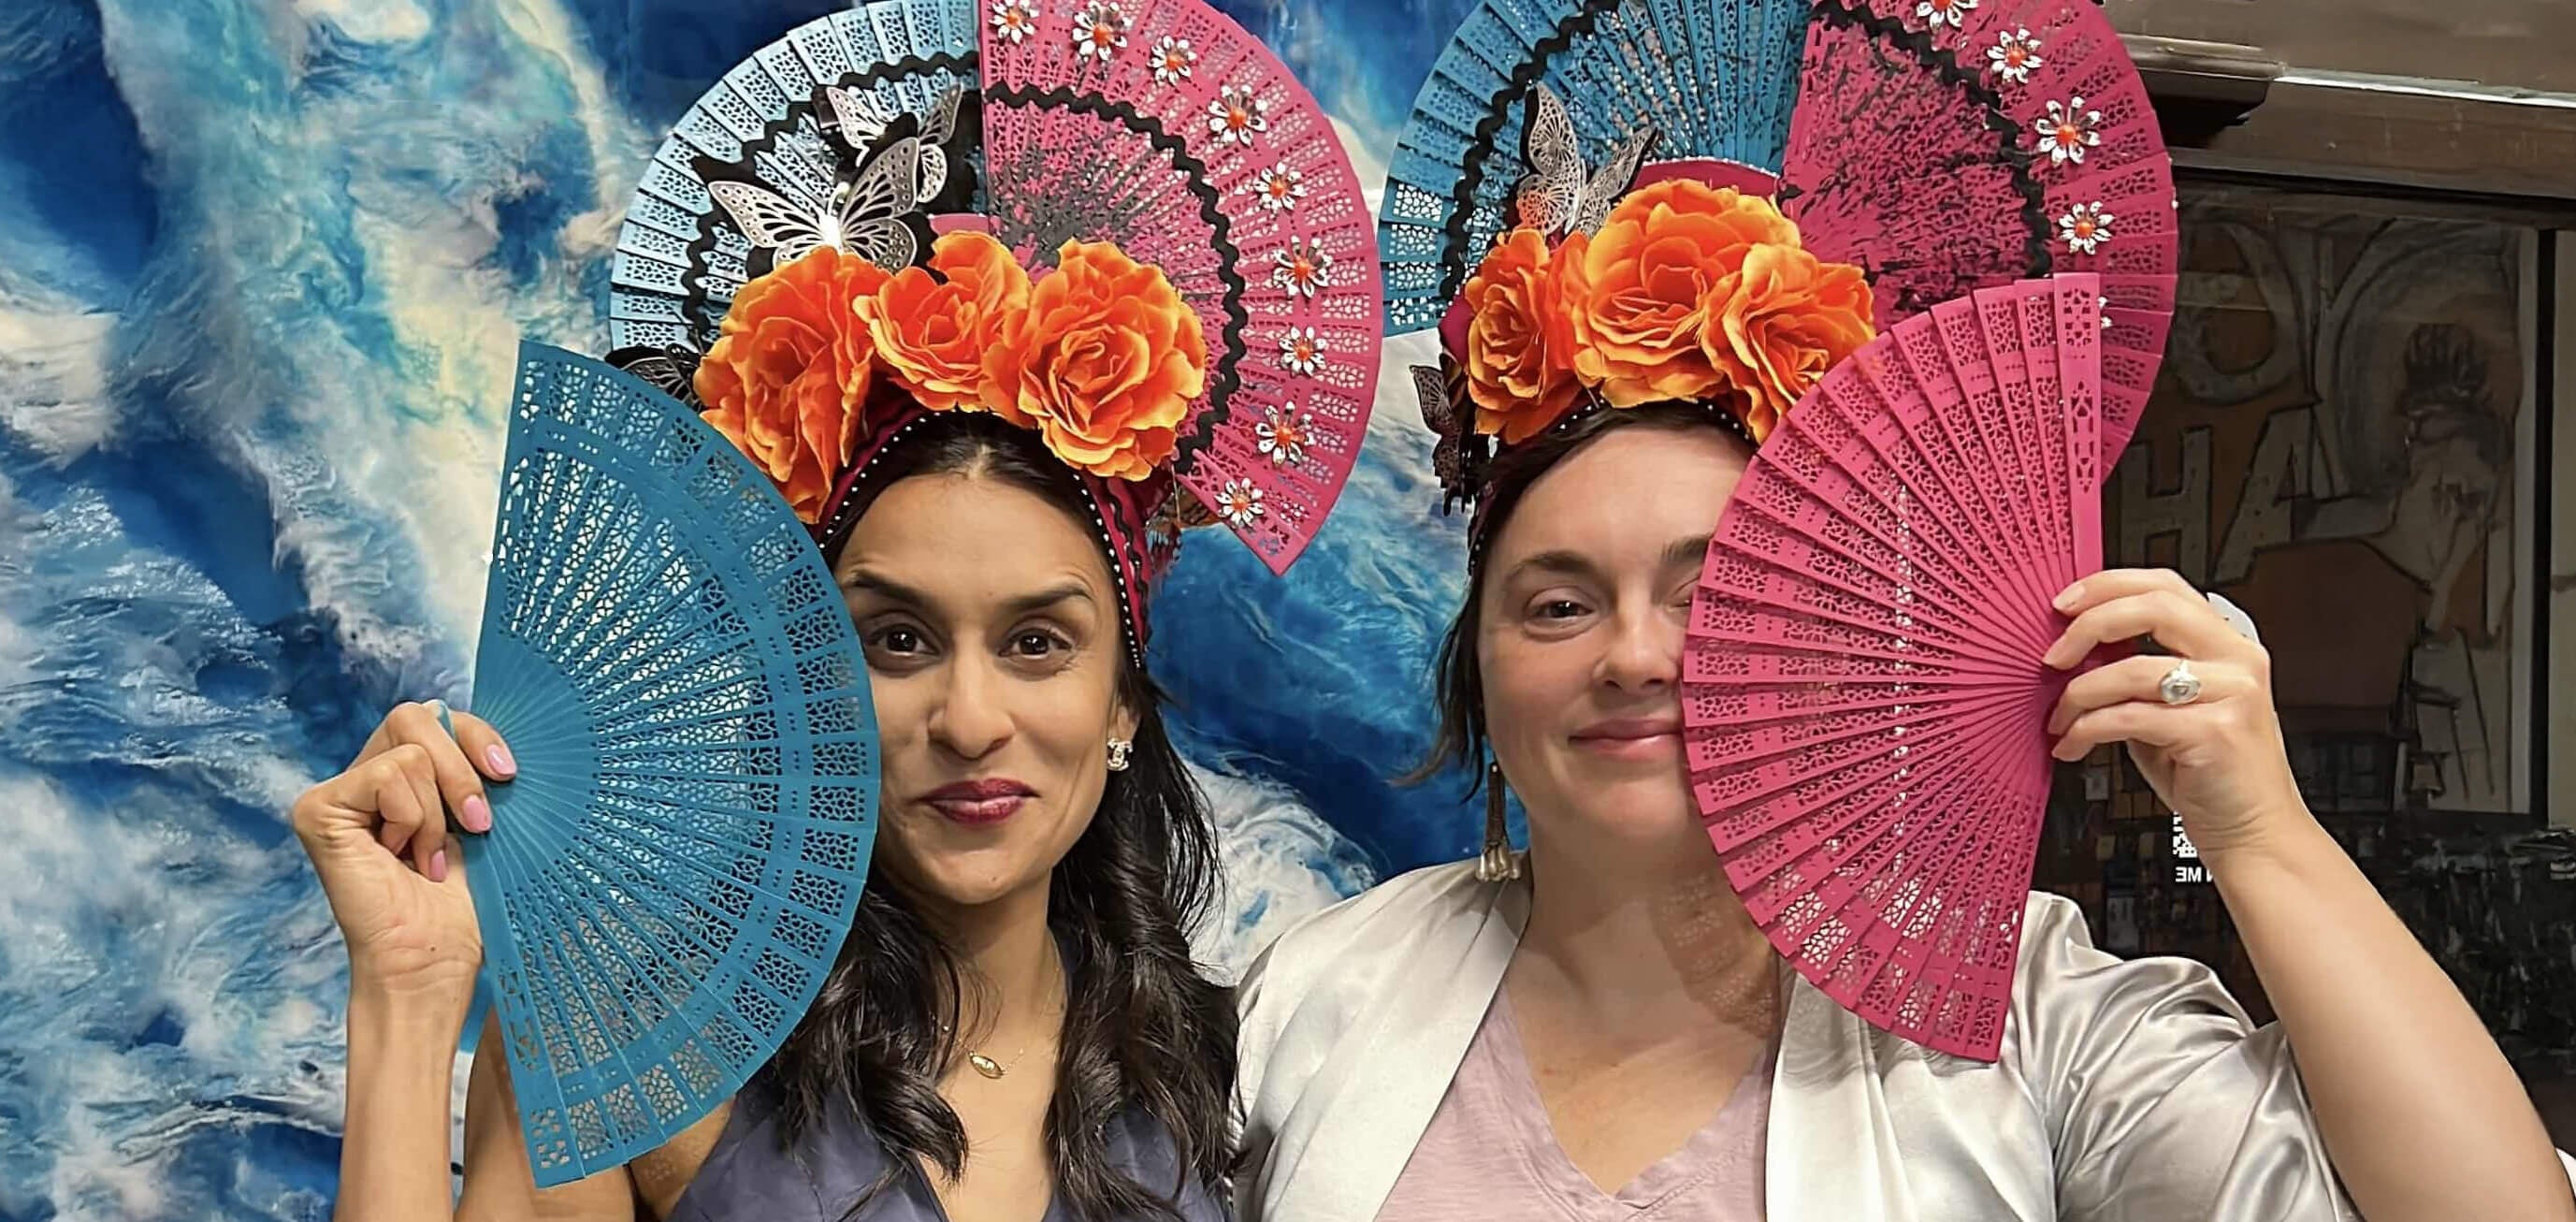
1408,400 -> 1752,796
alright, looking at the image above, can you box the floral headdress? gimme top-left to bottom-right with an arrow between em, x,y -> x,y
690,233 -> 1203,516
603,0 -> 1382,659
1382,0 -> 2180,559
1411,89 -> 1876,552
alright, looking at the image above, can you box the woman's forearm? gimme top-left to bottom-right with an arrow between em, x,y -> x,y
2212,815 -> 2572,1222
339,982 -> 471,1222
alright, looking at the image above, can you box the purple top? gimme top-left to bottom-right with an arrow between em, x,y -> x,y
667,1069 -> 1223,1222
1374,994 -> 1773,1221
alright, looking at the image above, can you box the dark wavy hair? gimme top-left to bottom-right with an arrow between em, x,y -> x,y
767,412 -> 1235,1221
1411,401 -> 1750,798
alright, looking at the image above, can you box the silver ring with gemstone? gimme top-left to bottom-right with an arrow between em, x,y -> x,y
2158,661 -> 2203,706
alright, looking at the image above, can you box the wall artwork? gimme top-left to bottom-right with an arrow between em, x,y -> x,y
2111,189 -> 2536,817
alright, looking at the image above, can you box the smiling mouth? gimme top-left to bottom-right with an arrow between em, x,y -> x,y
1574,720 -> 1683,742
921,779 -> 1036,825
1571,719 -> 1685,757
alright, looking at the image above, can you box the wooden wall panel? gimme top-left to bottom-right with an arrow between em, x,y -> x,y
2108,0 -> 2576,93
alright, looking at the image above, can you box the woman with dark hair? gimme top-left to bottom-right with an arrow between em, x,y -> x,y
289,4 -> 1382,1218
1232,2 -> 2575,1218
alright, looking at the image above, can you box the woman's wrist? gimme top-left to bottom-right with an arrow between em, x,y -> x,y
2189,797 -> 2326,880
348,974 -> 473,1057
2198,807 -> 2358,919
340,982 -> 469,1218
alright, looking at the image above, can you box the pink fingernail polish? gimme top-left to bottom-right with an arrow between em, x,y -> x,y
485,743 -> 516,778
428,851 -> 450,882
463,795 -> 492,834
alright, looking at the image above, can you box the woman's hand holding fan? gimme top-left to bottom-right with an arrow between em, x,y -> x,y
291,701 -> 514,998
2045,568 -> 2306,866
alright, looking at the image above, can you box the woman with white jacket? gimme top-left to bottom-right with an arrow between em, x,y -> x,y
1230,0 -> 2575,1213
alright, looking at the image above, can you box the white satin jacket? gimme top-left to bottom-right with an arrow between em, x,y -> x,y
1233,860 -> 2575,1221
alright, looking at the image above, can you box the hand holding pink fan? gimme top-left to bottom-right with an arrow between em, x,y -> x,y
1681,273 -> 2116,1062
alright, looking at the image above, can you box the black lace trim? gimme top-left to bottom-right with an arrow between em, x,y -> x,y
978,83 -> 1249,471
1806,0 -> 2051,284
1435,0 -> 1616,308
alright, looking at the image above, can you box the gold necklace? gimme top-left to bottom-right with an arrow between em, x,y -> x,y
949,953 -> 1066,1081
965,1044 -> 1024,1081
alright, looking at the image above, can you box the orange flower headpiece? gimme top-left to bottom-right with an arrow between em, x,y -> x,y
607,4 -> 1390,660
692,232 -> 1206,525
1421,176 -> 1876,539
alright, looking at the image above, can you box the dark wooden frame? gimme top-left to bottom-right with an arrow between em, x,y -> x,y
2123,22 -> 2570,820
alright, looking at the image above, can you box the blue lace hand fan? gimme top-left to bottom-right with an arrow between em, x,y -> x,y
461,342 -> 877,1186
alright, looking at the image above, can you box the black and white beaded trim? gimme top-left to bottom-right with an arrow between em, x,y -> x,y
1071,481 -> 1151,675
819,413 -> 1151,674
1462,392 -> 1760,572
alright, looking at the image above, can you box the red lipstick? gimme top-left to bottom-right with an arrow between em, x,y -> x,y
921,778 -> 1035,825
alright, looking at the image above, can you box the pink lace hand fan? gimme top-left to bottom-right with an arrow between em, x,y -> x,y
1682,274 -> 2109,1062
1785,0 -> 2175,460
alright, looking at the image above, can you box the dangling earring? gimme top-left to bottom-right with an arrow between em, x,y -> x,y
1477,760 -> 1521,882
1106,738 -> 1133,772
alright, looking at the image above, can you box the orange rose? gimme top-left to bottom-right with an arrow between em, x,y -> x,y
855,231 -> 1034,414
1460,227 -> 1585,444
1570,182 -> 1800,408
981,240 -> 1205,481
1703,243 -> 1875,441
693,246 -> 890,522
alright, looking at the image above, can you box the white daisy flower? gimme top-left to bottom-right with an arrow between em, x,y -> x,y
1071,1 -> 1130,61
1208,83 -> 1270,147
2034,97 -> 2103,167
1247,163 -> 1307,212
1278,327 -> 1327,376
1151,36 -> 1197,85
990,0 -> 1036,45
1256,405 -> 1313,467
1986,28 -> 2042,85
1216,479 -> 1266,529
1270,239 -> 1332,298
2058,202 -> 2114,255
1917,0 -> 1976,29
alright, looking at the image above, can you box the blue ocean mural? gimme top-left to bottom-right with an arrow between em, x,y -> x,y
0,0 -> 1487,1215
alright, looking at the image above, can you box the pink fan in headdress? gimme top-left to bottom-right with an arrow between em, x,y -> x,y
972,0 -> 1381,575
1786,0 -> 2175,458
607,0 -> 1380,612
1382,0 -> 2174,470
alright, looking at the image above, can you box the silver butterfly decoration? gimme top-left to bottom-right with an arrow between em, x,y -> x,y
1511,82 -> 1658,239
607,344 -> 705,407
612,88 -> 973,404
1411,85 -> 1658,512
823,85 -> 965,208
704,85 -> 968,276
